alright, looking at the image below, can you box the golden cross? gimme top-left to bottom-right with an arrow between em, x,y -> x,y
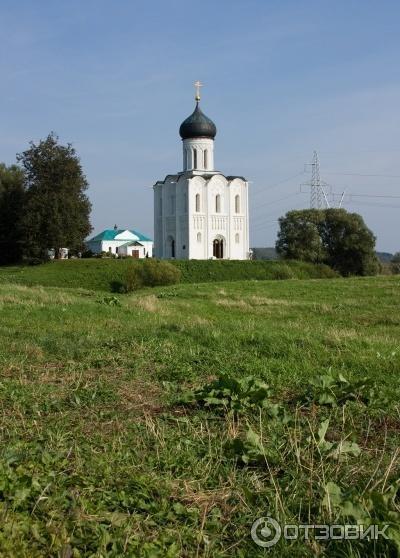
194,80 -> 203,102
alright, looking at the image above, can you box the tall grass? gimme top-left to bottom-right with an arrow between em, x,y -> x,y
0,276 -> 398,556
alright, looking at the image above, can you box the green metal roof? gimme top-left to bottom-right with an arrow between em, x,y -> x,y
88,229 -> 152,242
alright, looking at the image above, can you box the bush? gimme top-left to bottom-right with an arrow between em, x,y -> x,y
308,263 -> 338,279
172,259 -> 336,283
123,265 -> 143,292
140,259 -> 181,287
110,280 -> 127,293
391,263 -> 400,275
390,261 -> 400,275
121,260 -> 181,292
269,264 -> 295,280
82,249 -> 94,258
26,257 -> 46,266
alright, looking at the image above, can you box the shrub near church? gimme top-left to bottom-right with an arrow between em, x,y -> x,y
120,260 -> 181,292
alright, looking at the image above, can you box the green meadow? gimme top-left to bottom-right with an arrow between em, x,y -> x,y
0,269 -> 399,556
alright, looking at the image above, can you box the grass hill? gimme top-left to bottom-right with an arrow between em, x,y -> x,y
0,274 -> 399,556
0,258 -> 336,292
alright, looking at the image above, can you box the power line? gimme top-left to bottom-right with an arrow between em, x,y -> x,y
334,192 -> 400,200
251,171 -> 305,197
251,200 -> 304,226
251,221 -> 279,232
319,149 -> 400,155
251,195 -> 308,227
324,172 -> 400,178
250,191 -> 301,213
250,159 -> 400,234
251,213 -> 283,227
346,200 -> 400,209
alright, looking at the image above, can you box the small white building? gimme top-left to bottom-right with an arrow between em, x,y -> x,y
153,85 -> 250,260
86,228 -> 153,258
48,248 -> 69,260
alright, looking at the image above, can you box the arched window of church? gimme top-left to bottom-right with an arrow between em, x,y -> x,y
204,150 -> 208,169
195,193 -> 200,212
170,195 -> 175,215
185,149 -> 189,170
197,232 -> 202,243
193,149 -> 197,169
215,194 -> 221,213
235,194 -> 240,213
235,233 -> 240,243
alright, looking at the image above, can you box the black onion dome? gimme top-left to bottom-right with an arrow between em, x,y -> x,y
179,102 -> 217,140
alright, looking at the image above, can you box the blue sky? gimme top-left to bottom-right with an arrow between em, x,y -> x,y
1,0 -> 400,251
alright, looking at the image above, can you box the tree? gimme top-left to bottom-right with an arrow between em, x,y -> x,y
321,209 -> 379,276
0,163 -> 26,264
276,209 -> 326,263
391,252 -> 400,274
17,133 -> 92,260
276,208 -> 379,276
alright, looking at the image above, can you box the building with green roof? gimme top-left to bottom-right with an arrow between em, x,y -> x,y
86,227 -> 153,258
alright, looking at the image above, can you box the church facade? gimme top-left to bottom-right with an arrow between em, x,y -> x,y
153,86 -> 250,260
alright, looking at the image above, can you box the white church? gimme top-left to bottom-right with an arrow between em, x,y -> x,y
153,83 -> 250,260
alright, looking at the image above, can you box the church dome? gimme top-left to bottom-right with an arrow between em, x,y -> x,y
179,102 -> 217,140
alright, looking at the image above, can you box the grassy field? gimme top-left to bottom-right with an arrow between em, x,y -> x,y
0,258 -> 336,292
0,275 -> 399,556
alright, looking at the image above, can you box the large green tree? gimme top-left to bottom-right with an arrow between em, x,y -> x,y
274,209 -> 326,263
0,163 -> 26,264
18,133 -> 92,259
276,208 -> 379,276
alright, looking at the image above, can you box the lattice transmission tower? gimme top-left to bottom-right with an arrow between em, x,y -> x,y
301,151 -> 330,208
310,150 -> 324,208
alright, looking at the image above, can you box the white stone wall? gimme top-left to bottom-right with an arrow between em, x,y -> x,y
200,175 -> 249,260
138,241 -> 153,258
188,176 -> 207,259
154,173 -> 249,260
154,182 -> 163,258
182,138 -> 214,171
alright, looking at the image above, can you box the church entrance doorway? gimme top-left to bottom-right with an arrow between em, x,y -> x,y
213,238 -> 224,259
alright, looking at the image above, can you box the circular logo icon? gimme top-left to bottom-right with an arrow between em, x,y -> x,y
251,516 -> 281,548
